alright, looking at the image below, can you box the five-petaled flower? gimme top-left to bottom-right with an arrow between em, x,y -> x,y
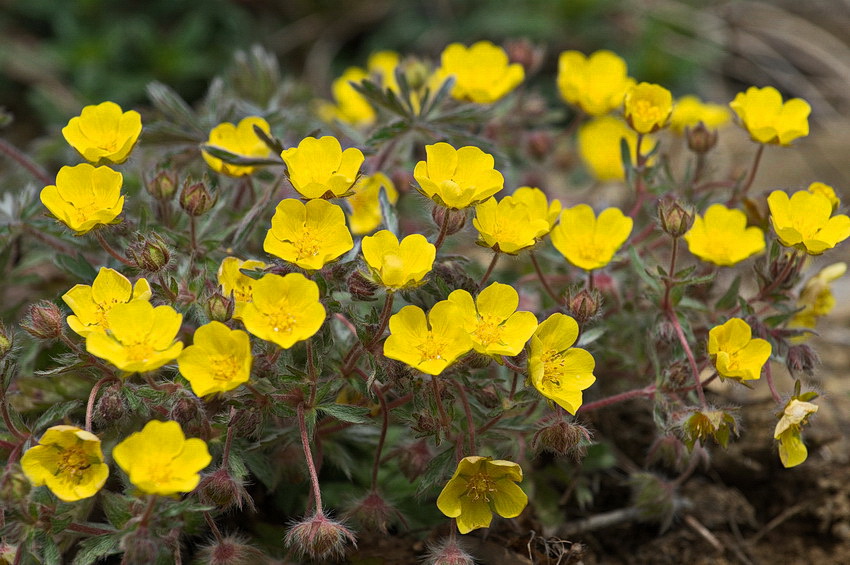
527,313 -> 596,414
281,136 -> 364,199
217,256 -> 267,320
436,456 -> 528,534
85,300 -> 183,373
239,273 -> 326,349
361,230 -> 436,291
413,142 -> 504,209
473,194 -> 552,254
669,95 -> 730,134
62,101 -> 142,165
551,205 -> 632,271
774,397 -> 818,468
437,41 -> 524,104
383,301 -> 473,375
62,267 -> 151,336
21,425 -> 109,502
264,198 -> 354,270
347,172 -> 398,235
113,420 -> 211,496
729,86 -> 810,146
767,190 -> 850,255
178,321 -> 253,397
577,116 -> 655,181
624,82 -> 674,134
40,164 -> 125,235
556,50 -> 635,116
807,182 -> 840,211
447,282 -> 538,357
790,262 -> 847,331
708,318 -> 772,382
202,116 -> 273,177
684,204 -> 765,266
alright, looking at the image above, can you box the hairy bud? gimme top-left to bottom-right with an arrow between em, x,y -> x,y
344,490 -> 404,535
525,131 -> 553,161
431,206 -> 466,236
179,178 -> 217,216
169,392 -> 209,439
0,321 -> 13,360
657,197 -> 694,238
20,301 -> 63,340
127,232 -> 171,273
505,38 -> 545,76
196,534 -> 266,565
284,510 -> 357,561
121,530 -> 161,565
423,537 -> 475,565
686,122 -> 718,154
532,419 -> 592,459
198,468 -> 255,512
146,169 -> 178,201
565,288 -> 601,326
94,384 -> 126,426
786,343 -> 819,376
395,439 -> 432,482
205,290 -> 234,323
647,434 -> 689,472
347,271 -> 378,300
629,472 -> 676,529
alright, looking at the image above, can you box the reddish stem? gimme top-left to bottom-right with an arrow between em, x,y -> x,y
85,376 -> 118,433
530,251 -> 561,304
297,402 -> 323,510
0,138 -> 52,185
578,385 -> 657,413
93,230 -> 133,267
370,385 -> 390,491
451,380 -> 476,454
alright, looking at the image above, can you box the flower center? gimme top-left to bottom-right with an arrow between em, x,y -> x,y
418,333 -> 447,361
265,310 -> 297,334
292,228 -> 321,261
632,100 -> 666,124
56,445 -> 91,483
210,355 -> 241,382
540,349 -> 567,389
125,342 -> 155,363
473,316 -> 503,347
465,472 -> 496,502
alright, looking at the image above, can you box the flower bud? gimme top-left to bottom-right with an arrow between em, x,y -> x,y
786,344 -> 819,376
657,197 -> 694,238
121,530 -> 161,564
431,206 -> 466,236
505,38 -> 545,76
20,301 -> 63,340
394,439 -> 432,482
424,537 -> 475,565
763,252 -> 801,294
344,490 -> 403,535
347,271 -> 378,300
532,419 -> 592,460
146,169 -> 178,201
686,122 -> 718,154
0,321 -> 13,360
169,393 -> 209,439
525,131 -> 553,161
230,405 -> 265,439
94,384 -> 126,426
565,288 -> 601,326
404,58 -> 430,91
205,289 -> 234,323
127,233 -> 171,273
0,465 -> 31,505
411,411 -> 440,435
629,472 -> 676,528
179,178 -> 217,216
646,434 -> 689,472
198,468 -> 255,512
284,510 -> 357,561
196,535 -> 266,565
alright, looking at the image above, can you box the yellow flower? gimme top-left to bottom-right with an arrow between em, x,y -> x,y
361,230 -> 436,291
217,257 -> 267,320
447,282 -> 538,357
413,142 -> 504,209
473,195 -> 551,254
321,67 -> 376,127
790,262 -> 847,329
62,267 -> 152,337
113,420 -> 211,495
281,136 -> 365,199
263,198 -> 353,270
807,182 -> 840,212
202,116 -> 273,177
61,101 -> 142,165
767,190 -> 850,254
527,313 -> 596,414
347,172 -> 399,235
556,50 -> 635,116
511,187 -> 562,232
20,425 -> 109,502
436,456 -> 527,534
577,116 -> 655,181
684,204 -> 766,266
729,86 -> 810,146
624,82 -> 673,134
239,273 -> 325,349
707,318 -> 772,381
383,302 -> 473,375
550,205 -> 632,271
85,301 -> 183,373
40,164 -> 124,235
178,321 -> 252,397
669,95 -> 731,134
437,41 -> 524,104
774,398 -> 818,468
367,50 -> 402,92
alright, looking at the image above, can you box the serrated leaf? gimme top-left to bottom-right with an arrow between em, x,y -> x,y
71,533 -> 122,565
415,447 -> 455,498
242,447 -> 279,490
317,403 -> 371,425
33,400 -> 83,432
101,491 -> 133,529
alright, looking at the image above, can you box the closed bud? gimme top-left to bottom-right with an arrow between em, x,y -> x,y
657,197 -> 694,238
94,384 -> 125,426
525,131 -> 553,161
686,122 -> 718,154
20,301 -> 63,340
532,419 -> 592,459
121,530 -> 161,565
0,466 -> 31,505
505,38 -> 545,76
0,321 -> 12,360
347,271 -> 378,300
566,288 -> 601,326
196,535 -> 266,565
344,490 -> 403,535
146,169 -> 178,201
205,290 -> 234,323
179,178 -> 217,216
230,405 -> 264,439
786,343 -> 819,376
424,537 -> 475,565
647,434 -> 689,472
431,206 -> 466,236
169,393 -> 208,439
395,439 -> 432,481
198,468 -> 255,512
412,411 -> 440,435
765,252 -> 801,294
284,510 -> 356,561
404,58 -> 430,91
127,233 -> 171,273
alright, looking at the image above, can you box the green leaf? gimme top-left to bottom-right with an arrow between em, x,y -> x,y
416,447 -> 455,498
378,185 -> 398,237
146,81 -> 203,134
33,400 -> 83,433
629,247 -> 661,292
242,447 -> 279,490
199,144 -> 282,167
317,403 -> 371,425
55,252 -> 98,281
71,533 -> 122,565
101,491 -> 133,529
715,275 -> 741,310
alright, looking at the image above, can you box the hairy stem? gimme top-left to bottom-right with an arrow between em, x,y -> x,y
297,402 -> 323,511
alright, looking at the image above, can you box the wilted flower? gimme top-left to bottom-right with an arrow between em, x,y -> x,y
436,456 -> 528,534
551,205 -> 633,271
20,425 -> 109,502
202,116 -> 273,177
708,318 -> 772,381
40,164 -> 124,235
113,420 -> 211,495
361,230 -> 436,291
730,86 -> 810,146
263,198 -> 353,270
684,204 -> 765,266
413,142 -> 504,209
767,190 -> 850,254
281,136 -> 364,199
62,101 -> 142,164
556,50 -> 635,116
775,396 -> 819,468
178,321 -> 252,397
437,41 -> 524,104
680,408 -> 738,449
